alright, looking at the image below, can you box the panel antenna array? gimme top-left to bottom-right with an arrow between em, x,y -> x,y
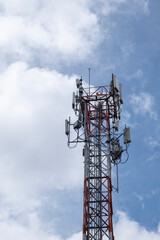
65,74 -> 131,240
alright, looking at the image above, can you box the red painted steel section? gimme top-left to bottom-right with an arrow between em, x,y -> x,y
82,83 -> 116,240
83,176 -> 114,239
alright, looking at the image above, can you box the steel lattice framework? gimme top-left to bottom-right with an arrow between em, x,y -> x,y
65,74 -> 131,240
82,85 -> 116,240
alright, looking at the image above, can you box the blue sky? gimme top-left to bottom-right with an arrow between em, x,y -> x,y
0,0 -> 159,240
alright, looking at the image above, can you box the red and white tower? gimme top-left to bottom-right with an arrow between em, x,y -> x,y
65,74 -> 131,240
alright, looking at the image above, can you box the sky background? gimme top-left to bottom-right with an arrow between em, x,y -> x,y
0,0 -> 159,239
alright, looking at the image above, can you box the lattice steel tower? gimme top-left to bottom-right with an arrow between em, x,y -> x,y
65,73 -> 131,240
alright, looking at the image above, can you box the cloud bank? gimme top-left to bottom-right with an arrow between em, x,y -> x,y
0,62 -> 84,204
0,0 -> 101,65
130,92 -> 157,120
115,212 -> 160,240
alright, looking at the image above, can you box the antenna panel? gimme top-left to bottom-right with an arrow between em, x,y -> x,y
65,119 -> 70,135
123,127 -> 131,144
115,120 -> 119,131
119,83 -> 123,104
72,92 -> 76,109
113,75 -> 119,92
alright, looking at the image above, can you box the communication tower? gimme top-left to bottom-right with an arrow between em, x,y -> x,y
65,74 -> 131,240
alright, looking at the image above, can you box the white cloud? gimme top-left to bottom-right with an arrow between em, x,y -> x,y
0,60 -> 86,239
97,0 -> 150,16
66,232 -> 82,240
130,92 -> 157,120
0,0 -> 150,68
144,125 -> 160,150
0,0 -> 101,65
120,110 -> 137,129
65,211 -> 160,240
121,41 -> 134,58
144,126 -> 160,163
0,212 -> 62,240
147,138 -> 160,148
134,192 -> 143,201
132,0 -> 149,15
126,69 -> 143,81
1,210 -> 160,240
0,62 -> 84,212
146,152 -> 159,162
0,0 -> 150,67
115,211 -> 160,240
